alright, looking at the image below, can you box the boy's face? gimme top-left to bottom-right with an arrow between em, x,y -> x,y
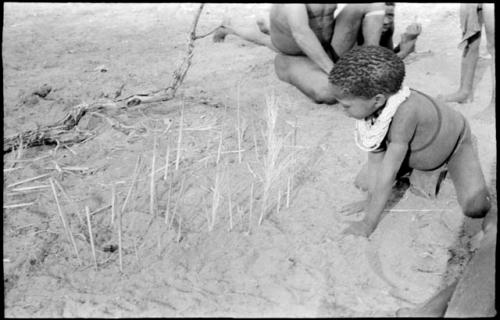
331,86 -> 382,120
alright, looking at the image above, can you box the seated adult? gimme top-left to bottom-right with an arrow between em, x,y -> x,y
213,3 -> 421,104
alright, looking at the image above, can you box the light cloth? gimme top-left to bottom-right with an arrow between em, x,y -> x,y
355,86 -> 411,152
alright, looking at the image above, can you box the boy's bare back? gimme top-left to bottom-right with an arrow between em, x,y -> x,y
388,90 -> 467,170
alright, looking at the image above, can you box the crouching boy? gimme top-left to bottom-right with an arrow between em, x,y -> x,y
328,45 -> 491,238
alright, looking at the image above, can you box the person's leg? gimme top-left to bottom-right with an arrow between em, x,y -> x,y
274,54 -> 337,104
213,16 -> 278,52
443,5 -> 482,103
474,3 -> 495,121
447,126 -> 491,220
330,5 -> 365,57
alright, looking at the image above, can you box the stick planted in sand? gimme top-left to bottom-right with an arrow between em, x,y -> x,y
121,155 -> 142,215
210,169 -> 222,231
85,206 -> 98,271
276,188 -> 281,214
165,178 -> 173,225
286,176 -> 292,208
216,129 -> 224,165
175,100 -> 185,171
49,178 -> 81,263
236,85 -> 242,164
164,138 -> 171,180
150,134 -> 157,218
177,215 -> 182,243
117,201 -> 123,273
111,183 -> 116,224
248,182 -> 254,233
227,185 -> 233,231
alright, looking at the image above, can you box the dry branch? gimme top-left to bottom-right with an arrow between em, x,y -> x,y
4,3 -> 207,154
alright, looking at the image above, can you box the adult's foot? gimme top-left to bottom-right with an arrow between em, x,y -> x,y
212,18 -> 232,43
398,23 -> 422,56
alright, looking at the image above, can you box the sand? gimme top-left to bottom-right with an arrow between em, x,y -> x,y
3,3 -> 496,317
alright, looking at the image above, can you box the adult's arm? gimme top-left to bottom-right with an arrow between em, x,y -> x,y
284,4 -> 334,74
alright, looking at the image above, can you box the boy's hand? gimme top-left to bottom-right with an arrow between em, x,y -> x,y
339,200 -> 367,216
341,219 -> 375,238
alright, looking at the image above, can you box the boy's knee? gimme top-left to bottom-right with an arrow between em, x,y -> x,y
462,189 -> 491,219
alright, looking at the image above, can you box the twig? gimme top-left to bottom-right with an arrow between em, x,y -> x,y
165,178 -> 173,226
164,138 -> 171,180
216,129 -> 223,165
111,184 -> 116,224
276,188 -> 281,214
90,204 -> 112,216
49,178 -> 81,263
117,197 -> 123,273
85,206 -> 98,271
3,202 -> 35,209
11,185 -> 50,192
252,121 -> 260,161
150,134 -> 157,217
121,155 -> 142,215
53,179 -> 85,226
286,176 -> 292,208
175,100 -> 184,170
6,173 -> 51,189
169,175 -> 186,230
227,185 -> 233,231
248,182 -> 254,233
177,215 -> 182,243
236,85 -> 242,164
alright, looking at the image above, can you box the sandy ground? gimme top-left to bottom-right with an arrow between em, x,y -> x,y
3,3 -> 496,317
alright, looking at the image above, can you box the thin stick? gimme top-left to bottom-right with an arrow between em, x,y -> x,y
236,85 -> 242,164
117,201 -> 123,273
111,183 -> 116,224
85,206 -> 98,271
286,176 -> 291,208
53,179 -> 84,225
150,134 -> 157,218
177,215 -> 182,243
164,138 -> 171,180
294,116 -> 298,146
6,173 -> 51,189
90,204 -> 112,216
49,178 -> 81,262
248,182 -> 254,233
11,185 -> 50,192
203,195 -> 211,231
210,170 -> 221,231
169,175 -> 186,230
252,122 -> 260,161
227,186 -> 233,231
276,188 -> 281,214
216,129 -> 223,165
175,100 -> 185,170
121,155 -> 142,214
3,202 -> 35,209
165,178 -> 173,225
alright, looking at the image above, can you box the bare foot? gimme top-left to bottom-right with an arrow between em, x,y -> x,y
212,18 -> 232,43
256,17 -> 270,35
341,219 -> 376,238
439,90 -> 473,103
398,23 -> 422,56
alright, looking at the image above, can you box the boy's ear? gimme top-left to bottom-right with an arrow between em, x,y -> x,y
373,94 -> 387,108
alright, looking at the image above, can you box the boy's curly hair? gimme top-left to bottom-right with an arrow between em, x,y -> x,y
328,45 -> 405,99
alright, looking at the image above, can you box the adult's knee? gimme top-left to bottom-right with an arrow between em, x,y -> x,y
274,54 -> 289,82
462,189 -> 491,219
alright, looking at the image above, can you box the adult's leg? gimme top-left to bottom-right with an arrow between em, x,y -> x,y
443,5 -> 482,103
330,5 -> 365,57
213,16 -> 278,52
274,54 -> 337,104
475,3 -> 495,121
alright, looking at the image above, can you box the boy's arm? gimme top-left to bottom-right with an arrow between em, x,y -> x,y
361,2 -> 385,46
284,4 -> 334,74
